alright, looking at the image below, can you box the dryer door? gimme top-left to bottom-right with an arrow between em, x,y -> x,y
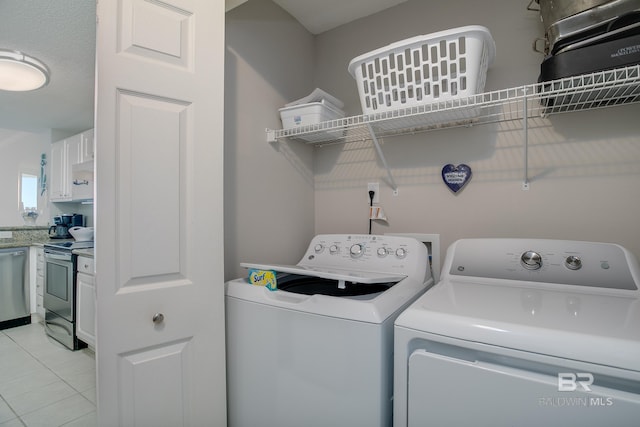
407,349 -> 640,427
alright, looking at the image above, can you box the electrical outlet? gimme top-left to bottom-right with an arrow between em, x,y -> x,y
367,182 -> 380,203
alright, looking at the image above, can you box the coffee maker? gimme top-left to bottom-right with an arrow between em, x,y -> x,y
49,215 -> 71,239
49,214 -> 84,239
71,213 -> 84,227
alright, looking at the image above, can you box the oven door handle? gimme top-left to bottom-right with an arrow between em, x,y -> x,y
45,253 -> 72,261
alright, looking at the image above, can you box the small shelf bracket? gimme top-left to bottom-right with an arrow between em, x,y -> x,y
266,128 -> 277,143
366,123 -> 398,192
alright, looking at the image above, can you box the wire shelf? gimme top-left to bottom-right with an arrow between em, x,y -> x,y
267,65 -> 640,145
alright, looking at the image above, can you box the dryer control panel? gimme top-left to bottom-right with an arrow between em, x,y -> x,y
446,238 -> 640,291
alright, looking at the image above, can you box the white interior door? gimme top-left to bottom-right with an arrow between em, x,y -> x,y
94,1 -> 226,425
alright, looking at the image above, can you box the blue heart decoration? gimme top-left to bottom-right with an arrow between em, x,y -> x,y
442,164 -> 472,193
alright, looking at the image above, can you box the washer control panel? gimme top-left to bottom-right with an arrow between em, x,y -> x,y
301,234 -> 427,276
448,239 -> 639,291
520,251 -> 543,270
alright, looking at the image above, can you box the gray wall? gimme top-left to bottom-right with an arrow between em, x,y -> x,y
0,128 -> 51,226
224,0 -> 316,280
312,0 -> 640,264
225,0 -> 640,275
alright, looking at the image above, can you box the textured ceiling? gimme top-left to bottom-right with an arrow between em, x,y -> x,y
272,0 -> 407,34
1,0 -> 402,133
0,0 -> 96,133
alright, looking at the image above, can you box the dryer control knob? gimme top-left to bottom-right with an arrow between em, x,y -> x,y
565,255 -> 582,270
314,244 -> 324,253
377,247 -> 387,257
350,244 -> 364,258
329,245 -> 339,254
520,251 -> 542,270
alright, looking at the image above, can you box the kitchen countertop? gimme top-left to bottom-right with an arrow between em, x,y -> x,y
0,240 -> 95,258
73,248 -> 94,258
0,239 -> 75,249
0,242 -> 34,249
0,226 -> 87,249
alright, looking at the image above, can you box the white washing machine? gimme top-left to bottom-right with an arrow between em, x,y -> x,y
225,234 -> 433,427
394,238 -> 640,427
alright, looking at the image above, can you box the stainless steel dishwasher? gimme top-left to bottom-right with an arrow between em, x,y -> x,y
0,246 -> 31,330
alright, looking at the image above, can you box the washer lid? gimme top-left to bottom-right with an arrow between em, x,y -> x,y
240,262 -> 406,284
396,279 -> 640,371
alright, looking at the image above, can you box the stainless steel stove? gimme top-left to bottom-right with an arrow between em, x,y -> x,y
43,240 -> 94,350
44,240 -> 94,251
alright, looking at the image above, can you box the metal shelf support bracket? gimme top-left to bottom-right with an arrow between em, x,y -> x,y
366,124 -> 398,192
266,128 -> 277,143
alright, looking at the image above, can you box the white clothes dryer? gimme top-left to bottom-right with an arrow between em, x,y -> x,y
226,234 -> 433,427
394,238 -> 640,427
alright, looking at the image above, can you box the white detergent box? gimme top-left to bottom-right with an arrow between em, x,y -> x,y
279,101 -> 345,130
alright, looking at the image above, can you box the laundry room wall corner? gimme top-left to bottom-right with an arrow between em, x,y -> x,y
224,0 -> 316,280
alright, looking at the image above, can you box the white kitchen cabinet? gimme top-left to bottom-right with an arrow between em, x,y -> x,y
29,246 -> 45,320
35,247 -> 45,319
50,129 -> 94,202
76,255 -> 95,348
50,133 -> 81,201
49,139 -> 70,201
80,128 -> 95,163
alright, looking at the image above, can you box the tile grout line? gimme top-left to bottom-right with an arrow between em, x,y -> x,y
0,330 -> 27,426
6,323 -> 95,394
0,390 -> 26,427
0,324 -> 96,426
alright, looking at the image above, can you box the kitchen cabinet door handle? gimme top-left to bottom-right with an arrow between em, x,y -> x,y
152,313 -> 164,324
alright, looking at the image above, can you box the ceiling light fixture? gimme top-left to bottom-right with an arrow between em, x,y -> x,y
0,49 -> 50,91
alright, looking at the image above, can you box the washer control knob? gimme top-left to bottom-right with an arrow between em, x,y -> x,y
395,248 -> 407,259
314,244 -> 324,253
565,255 -> 582,270
377,247 -> 387,257
350,244 -> 364,258
329,245 -> 339,254
520,251 -> 542,270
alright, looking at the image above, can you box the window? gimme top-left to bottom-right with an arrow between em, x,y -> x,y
20,173 -> 38,211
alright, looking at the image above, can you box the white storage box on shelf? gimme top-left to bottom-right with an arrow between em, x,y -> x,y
278,100 -> 346,143
348,25 -> 495,129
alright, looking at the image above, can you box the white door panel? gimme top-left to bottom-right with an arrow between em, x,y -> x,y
95,0 -> 226,425
120,0 -> 192,67
119,340 -> 192,426
116,91 -> 185,281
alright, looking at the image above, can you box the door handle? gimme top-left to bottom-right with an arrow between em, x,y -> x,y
152,313 -> 164,324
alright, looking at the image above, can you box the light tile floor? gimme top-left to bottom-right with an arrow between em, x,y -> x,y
0,321 -> 96,427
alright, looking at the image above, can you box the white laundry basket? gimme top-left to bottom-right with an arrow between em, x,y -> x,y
278,101 -> 345,142
348,26 -> 496,115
